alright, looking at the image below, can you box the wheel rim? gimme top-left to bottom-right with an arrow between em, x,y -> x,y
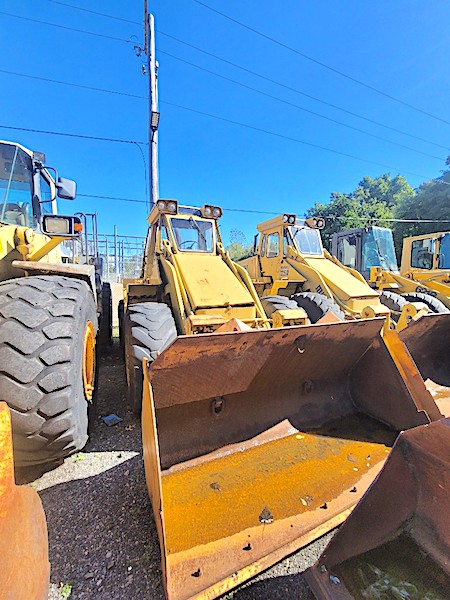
82,321 -> 96,401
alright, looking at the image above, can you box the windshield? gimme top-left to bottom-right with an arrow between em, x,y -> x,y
0,143 -> 33,227
289,224 -> 323,255
362,228 -> 398,272
439,233 -> 450,269
170,216 -> 214,252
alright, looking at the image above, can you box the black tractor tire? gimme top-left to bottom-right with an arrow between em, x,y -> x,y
124,302 -> 177,415
261,295 -> 300,318
291,291 -> 345,324
0,276 -> 98,467
98,282 -> 113,352
379,290 -> 408,322
118,299 -> 124,352
401,291 -> 449,314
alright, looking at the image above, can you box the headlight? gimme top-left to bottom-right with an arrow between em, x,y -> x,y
283,214 -> 296,224
288,215 -> 295,224
202,204 -> 222,219
315,218 -> 325,229
42,215 -> 82,237
156,199 -> 178,214
45,217 -> 70,234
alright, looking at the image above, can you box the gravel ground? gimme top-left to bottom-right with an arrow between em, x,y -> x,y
18,342 -> 333,600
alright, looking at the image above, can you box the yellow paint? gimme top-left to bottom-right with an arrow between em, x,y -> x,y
0,402 -> 49,599
82,321 -> 96,401
162,430 -> 390,555
173,253 -> 255,310
303,256 -> 380,301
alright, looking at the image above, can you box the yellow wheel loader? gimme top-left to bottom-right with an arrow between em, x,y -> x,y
122,201 -> 443,600
331,226 -> 450,392
0,140 -> 111,467
0,401 -> 49,598
305,417 -> 450,600
121,200 -> 307,414
238,214 -> 450,389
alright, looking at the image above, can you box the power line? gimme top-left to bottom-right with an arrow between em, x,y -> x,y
157,31 -> 448,152
46,0 -> 141,25
77,194 -> 450,222
160,100 -> 433,180
78,194 -> 146,204
159,50 -> 444,162
0,10 -> 132,43
20,4 -> 450,150
1,63 -> 443,162
0,124 -> 147,145
0,69 -> 442,173
0,68 -> 147,100
192,0 -> 450,126
1,88 -> 446,185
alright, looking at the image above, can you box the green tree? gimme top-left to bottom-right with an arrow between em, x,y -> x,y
226,229 -> 252,260
393,156 -> 450,250
306,174 -> 415,249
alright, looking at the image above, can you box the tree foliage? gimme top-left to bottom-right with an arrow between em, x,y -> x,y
306,174 -> 415,249
392,157 -> 450,250
226,229 -> 253,260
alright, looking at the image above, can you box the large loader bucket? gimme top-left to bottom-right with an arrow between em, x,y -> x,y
0,402 -> 49,599
400,313 -> 450,388
305,418 -> 450,600
142,318 -> 442,600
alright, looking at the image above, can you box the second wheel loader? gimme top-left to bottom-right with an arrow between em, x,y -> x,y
238,214 -> 450,389
122,200 -> 443,600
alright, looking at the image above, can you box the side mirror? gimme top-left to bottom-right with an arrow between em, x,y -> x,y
42,214 -> 83,237
56,177 -> 77,200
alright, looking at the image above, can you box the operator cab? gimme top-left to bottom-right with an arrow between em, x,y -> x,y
0,140 -> 76,232
332,226 -> 399,279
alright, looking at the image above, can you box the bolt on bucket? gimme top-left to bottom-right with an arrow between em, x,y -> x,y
305,418 -> 450,600
141,318 -> 442,600
0,402 -> 49,599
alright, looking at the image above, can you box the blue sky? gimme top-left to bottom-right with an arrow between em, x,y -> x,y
0,0 -> 449,245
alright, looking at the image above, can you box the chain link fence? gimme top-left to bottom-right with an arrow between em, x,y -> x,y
60,218 -> 146,283
98,232 -> 146,282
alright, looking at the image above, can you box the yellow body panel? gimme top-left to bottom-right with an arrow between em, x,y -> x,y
302,256 -> 380,303
173,253 -> 255,310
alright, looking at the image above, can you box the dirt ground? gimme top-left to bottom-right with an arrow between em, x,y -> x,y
18,306 -> 332,599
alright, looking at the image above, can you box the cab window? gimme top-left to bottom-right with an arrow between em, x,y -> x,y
39,173 -> 54,216
260,235 -> 267,257
283,230 -> 292,256
411,238 -> 434,269
267,233 -> 280,258
338,236 -> 357,268
0,144 -> 33,227
170,217 -> 213,252
160,223 -> 169,249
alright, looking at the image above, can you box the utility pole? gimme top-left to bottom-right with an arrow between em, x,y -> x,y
144,1 -> 159,211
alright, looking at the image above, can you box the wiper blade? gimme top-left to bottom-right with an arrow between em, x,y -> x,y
189,216 -> 206,243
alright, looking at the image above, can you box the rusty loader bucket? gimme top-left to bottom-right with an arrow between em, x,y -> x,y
0,402 -> 49,599
305,418 -> 450,600
141,318 -> 442,600
399,313 -> 450,389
